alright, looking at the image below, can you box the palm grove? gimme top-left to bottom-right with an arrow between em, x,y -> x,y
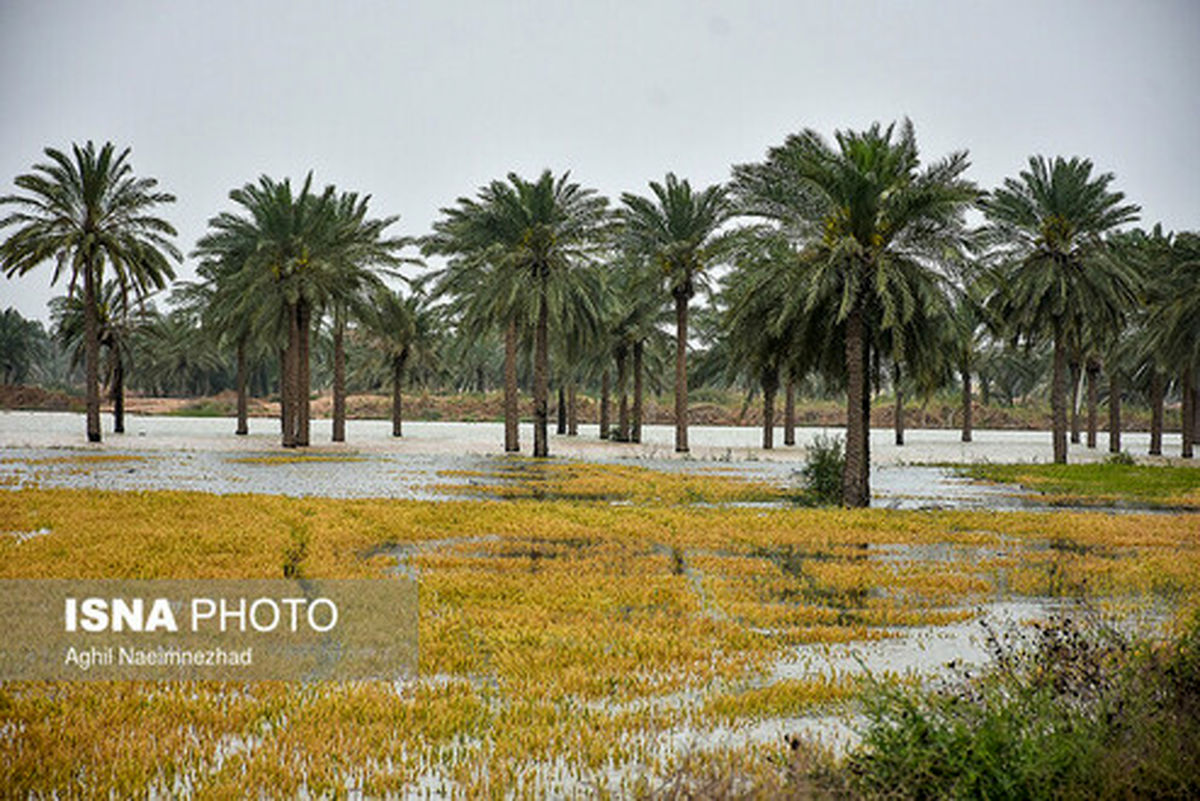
3,122 -> 1199,506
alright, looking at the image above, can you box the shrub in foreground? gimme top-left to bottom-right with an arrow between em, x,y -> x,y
838,612 -> 1200,799
799,434 -> 845,506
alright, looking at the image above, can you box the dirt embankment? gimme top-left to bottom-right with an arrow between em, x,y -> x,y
2,385 -> 1175,431
0,384 -> 84,412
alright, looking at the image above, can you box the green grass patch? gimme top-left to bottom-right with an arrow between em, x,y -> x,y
957,462 -> 1200,509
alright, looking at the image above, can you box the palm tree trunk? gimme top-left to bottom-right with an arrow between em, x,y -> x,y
1193,380 -> 1200,458
112,356 -> 125,434
567,383 -> 578,436
673,291 -> 689,453
1051,328 -> 1069,464
1183,366 -> 1194,459
632,340 -> 644,443
279,348 -> 289,443
615,346 -> 629,442
297,299 -> 311,447
1149,370 -> 1163,456
893,363 -> 904,447
599,369 -> 610,440
784,377 -> 796,446
1069,359 -> 1081,444
761,367 -> 777,449
1086,358 -> 1100,449
961,366 -> 973,443
282,306 -> 298,448
236,338 -> 248,436
533,281 -> 550,458
842,301 -> 869,507
556,385 -> 567,435
83,264 -> 102,443
861,335 -> 871,494
332,308 -> 346,443
1108,371 -> 1121,453
504,319 -> 519,452
392,355 -> 405,437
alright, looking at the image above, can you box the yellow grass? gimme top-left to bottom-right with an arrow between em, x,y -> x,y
1,475 -> 1198,795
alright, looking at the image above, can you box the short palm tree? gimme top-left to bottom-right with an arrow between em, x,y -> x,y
426,254 -> 529,452
733,120 -> 977,505
426,170 -> 610,457
181,231 -> 259,434
1145,230 -> 1200,457
0,141 -> 180,441
722,233 -> 799,449
322,191 -> 409,442
621,174 -> 734,453
50,280 -> 152,433
357,287 -> 440,436
981,156 -> 1140,463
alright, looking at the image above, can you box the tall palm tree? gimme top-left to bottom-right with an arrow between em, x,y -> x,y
195,174 -> 354,447
621,174 -> 733,453
981,156 -> 1140,463
0,141 -> 180,442
427,170 -> 609,457
733,120 -> 977,505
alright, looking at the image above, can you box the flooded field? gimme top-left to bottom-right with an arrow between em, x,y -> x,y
1,411 -> 1196,795
0,409 -> 1182,464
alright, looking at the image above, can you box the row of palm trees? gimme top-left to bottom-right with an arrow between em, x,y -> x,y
3,124 -> 1198,505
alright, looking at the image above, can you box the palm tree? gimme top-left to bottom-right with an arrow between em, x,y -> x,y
0,307 -> 48,385
323,191 -> 409,442
425,238 -> 530,453
621,174 -> 734,453
356,287 -> 439,436
49,281 -> 152,433
947,279 -> 994,443
131,307 -> 226,397
427,170 -> 609,457
0,141 -> 180,442
733,120 -> 977,505
1145,230 -> 1200,458
981,156 -> 1140,463
723,234 -> 799,449
196,174 -> 359,447
182,230 -> 259,434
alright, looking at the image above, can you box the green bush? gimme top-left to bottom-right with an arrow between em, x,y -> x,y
839,612 -> 1200,799
800,433 -> 844,505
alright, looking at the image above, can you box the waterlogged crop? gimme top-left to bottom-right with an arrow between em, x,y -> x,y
0,466 -> 1198,795
959,462 -> 1200,509
436,459 -> 782,504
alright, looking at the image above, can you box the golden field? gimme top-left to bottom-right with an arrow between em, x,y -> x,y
1,460 -> 1198,797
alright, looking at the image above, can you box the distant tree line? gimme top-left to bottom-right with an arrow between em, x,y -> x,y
3,123 -> 1198,505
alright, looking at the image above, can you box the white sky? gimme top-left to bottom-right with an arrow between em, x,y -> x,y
2,0 -> 1197,323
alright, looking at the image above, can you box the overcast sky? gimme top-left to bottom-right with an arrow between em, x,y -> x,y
2,0 -> 1197,322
